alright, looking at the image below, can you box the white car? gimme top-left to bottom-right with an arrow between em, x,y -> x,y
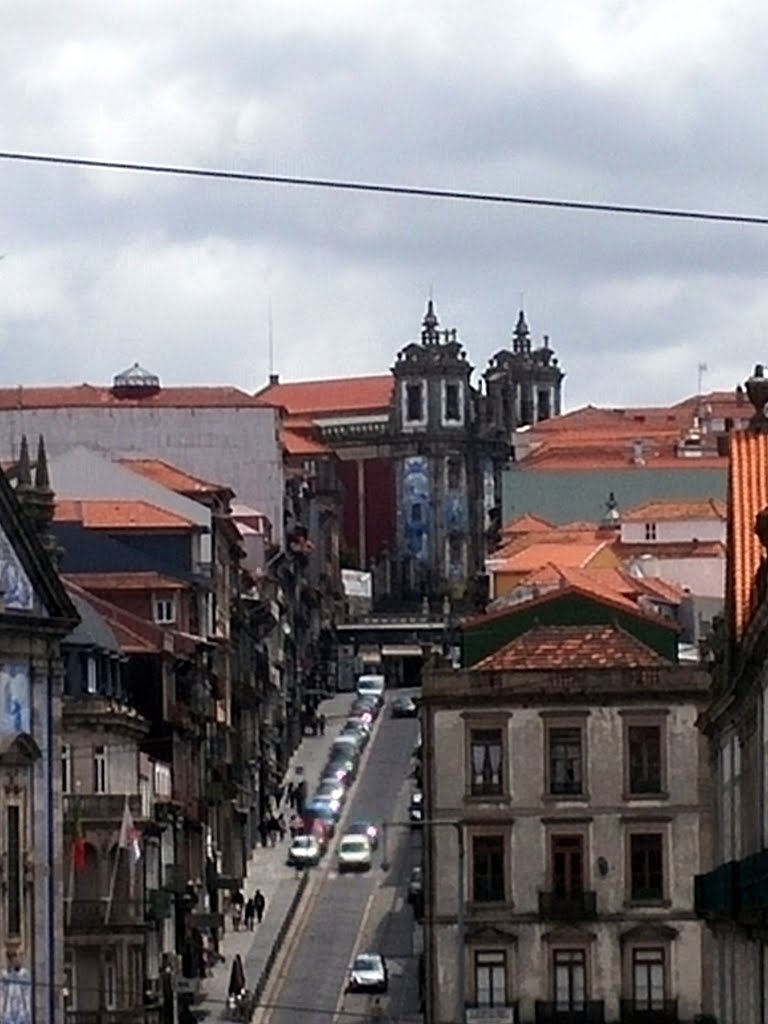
355,674 -> 385,704
287,834 -> 321,867
337,834 -> 373,873
348,952 -> 388,993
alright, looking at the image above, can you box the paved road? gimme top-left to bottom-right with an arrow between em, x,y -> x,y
264,699 -> 421,1024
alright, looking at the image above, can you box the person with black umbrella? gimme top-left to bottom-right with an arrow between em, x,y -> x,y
228,953 -> 246,1010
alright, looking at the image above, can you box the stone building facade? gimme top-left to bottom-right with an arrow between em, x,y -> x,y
421,586 -> 711,1024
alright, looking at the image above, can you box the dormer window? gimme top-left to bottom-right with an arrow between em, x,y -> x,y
154,596 -> 177,625
441,380 -> 463,426
644,523 -> 657,542
403,380 -> 427,427
85,656 -> 98,694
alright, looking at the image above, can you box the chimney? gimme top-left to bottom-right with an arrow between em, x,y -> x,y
269,373 -> 280,387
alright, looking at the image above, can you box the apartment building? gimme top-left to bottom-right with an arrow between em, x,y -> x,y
421,584 -> 711,1024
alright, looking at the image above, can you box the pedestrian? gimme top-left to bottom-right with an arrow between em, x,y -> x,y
295,780 -> 307,817
286,781 -> 296,810
228,953 -> 246,1006
318,712 -> 326,736
254,889 -> 266,924
244,897 -> 255,931
259,820 -> 269,848
277,812 -> 287,841
230,888 -> 244,932
275,784 -> 285,807
268,815 -> 279,847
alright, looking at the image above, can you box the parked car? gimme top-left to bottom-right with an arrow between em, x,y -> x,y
306,795 -> 341,821
407,865 -> 423,906
409,790 -> 423,826
316,778 -> 346,804
348,953 -> 388,993
347,819 -> 380,850
351,695 -> 381,721
340,722 -> 369,749
337,834 -> 373,873
304,802 -> 338,837
287,834 -> 321,868
325,754 -> 357,784
330,736 -> 361,763
391,695 -> 417,718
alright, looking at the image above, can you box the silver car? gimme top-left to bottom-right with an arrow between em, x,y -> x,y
348,952 -> 388,993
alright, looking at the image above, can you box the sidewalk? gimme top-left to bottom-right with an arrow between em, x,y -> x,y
195,692 -> 355,1020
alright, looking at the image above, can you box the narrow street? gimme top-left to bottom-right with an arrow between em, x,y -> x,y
262,695 -> 421,1024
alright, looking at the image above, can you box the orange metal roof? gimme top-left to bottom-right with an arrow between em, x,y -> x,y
623,498 -> 726,522
119,458 -> 230,496
473,624 -> 670,671
0,384 -> 263,409
54,499 -> 197,530
728,431 -> 768,639
254,375 -> 393,416
65,571 -> 187,592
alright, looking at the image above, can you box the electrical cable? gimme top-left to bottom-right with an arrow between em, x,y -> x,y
0,149 -> 766,226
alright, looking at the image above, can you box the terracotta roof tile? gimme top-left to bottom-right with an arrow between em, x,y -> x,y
623,498 -> 726,522
473,624 -> 671,672
64,571 -> 187,591
282,427 -> 331,456
728,431 -> 768,638
487,539 -> 611,573
119,458 -> 230,496
254,375 -> 393,415
0,384 -> 263,409
614,540 -> 725,559
54,499 -> 198,530
502,513 -> 554,536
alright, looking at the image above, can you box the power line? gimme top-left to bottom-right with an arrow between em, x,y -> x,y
0,149 -> 766,227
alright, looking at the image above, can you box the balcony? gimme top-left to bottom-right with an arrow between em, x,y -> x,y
694,860 -> 740,920
619,1000 -> 678,1024
65,794 -> 143,822
466,1002 -> 518,1023
538,890 -> 597,921
535,1003 -> 605,1024
66,899 -> 146,932
739,848 -> 768,917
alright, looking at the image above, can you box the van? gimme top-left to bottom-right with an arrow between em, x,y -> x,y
356,674 -> 385,704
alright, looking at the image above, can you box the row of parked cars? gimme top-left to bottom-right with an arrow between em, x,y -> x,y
287,675 -> 387,874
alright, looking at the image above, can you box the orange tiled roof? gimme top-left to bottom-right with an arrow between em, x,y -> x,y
491,525 -> 602,562
487,539 -> 610,573
282,426 -> 331,456
254,375 -> 393,416
623,498 -> 726,522
614,540 -> 725,559
119,458 -> 230,496
502,513 -> 554,536
54,499 -> 197,530
728,431 -> 768,638
514,564 -> 683,607
0,384 -> 263,409
472,624 -> 671,672
64,571 -> 187,592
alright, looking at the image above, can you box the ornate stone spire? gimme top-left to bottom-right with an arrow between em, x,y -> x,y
512,310 -> 531,355
421,299 -> 440,345
16,436 -> 32,489
745,364 -> 768,434
34,435 -> 51,491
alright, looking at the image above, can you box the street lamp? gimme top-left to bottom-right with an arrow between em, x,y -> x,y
380,818 -> 466,1024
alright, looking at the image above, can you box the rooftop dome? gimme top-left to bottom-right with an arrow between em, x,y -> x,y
112,362 -> 161,395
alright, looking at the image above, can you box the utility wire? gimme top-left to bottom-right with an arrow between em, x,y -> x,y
0,149 -> 766,226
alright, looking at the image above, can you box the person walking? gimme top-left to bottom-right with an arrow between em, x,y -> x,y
244,896 -> 255,931
230,888 -> 244,932
318,712 -> 326,736
253,889 -> 266,924
286,781 -> 296,810
228,953 -> 246,1007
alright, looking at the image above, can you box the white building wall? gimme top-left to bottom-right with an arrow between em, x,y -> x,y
0,404 -> 284,542
629,553 -> 725,598
621,517 -> 724,544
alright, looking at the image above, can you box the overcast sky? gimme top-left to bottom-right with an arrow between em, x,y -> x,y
1,0 -> 767,410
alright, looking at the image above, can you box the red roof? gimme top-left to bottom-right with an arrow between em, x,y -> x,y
728,430 -> 768,638
502,513 -> 554,536
54,499 -> 197,530
623,498 -> 726,522
472,624 -> 670,671
64,571 -> 187,592
0,384 -> 264,409
282,426 -> 331,456
254,375 -> 393,416
119,458 -> 230,496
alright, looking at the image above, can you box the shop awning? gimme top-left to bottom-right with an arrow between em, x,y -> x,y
358,644 -> 381,664
381,644 -> 424,657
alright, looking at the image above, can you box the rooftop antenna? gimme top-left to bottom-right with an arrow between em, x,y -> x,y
697,361 -> 708,396
268,296 -> 274,379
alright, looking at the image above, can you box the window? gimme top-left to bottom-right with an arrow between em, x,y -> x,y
554,949 -> 585,1012
475,950 -> 506,1007
405,381 -> 425,423
472,835 -> 505,902
154,597 -> 176,625
469,728 -> 503,796
104,949 -> 117,1010
62,743 -> 73,795
628,725 -> 663,794
446,535 -> 465,579
551,835 -> 584,897
93,745 -> 108,794
537,388 -> 551,422
629,833 -> 664,901
446,456 -> 463,491
85,655 -> 98,694
644,522 -> 657,541
548,727 -> 583,796
632,948 -> 665,1011
6,804 -> 22,938
443,381 -> 462,423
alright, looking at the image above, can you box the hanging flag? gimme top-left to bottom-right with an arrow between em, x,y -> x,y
70,799 -> 87,874
118,799 -> 141,863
